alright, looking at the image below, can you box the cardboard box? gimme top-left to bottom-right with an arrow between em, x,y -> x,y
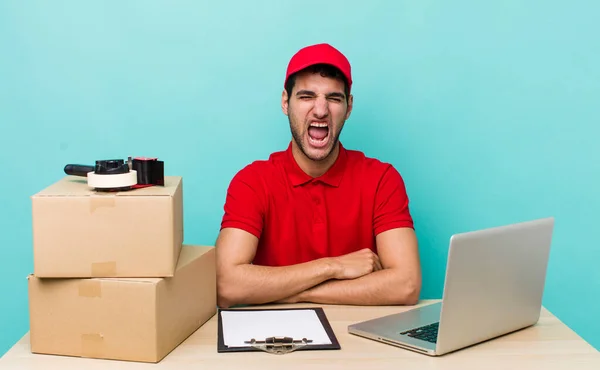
31,175 -> 183,277
28,245 -> 216,363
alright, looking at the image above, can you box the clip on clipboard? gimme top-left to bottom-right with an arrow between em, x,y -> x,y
217,307 -> 341,355
245,336 -> 312,354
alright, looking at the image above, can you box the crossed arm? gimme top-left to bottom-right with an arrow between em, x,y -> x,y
216,227 -> 421,308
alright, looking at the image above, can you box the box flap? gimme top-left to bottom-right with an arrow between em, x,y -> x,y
95,277 -> 162,284
175,246 -> 214,271
27,274 -> 161,284
32,176 -> 181,197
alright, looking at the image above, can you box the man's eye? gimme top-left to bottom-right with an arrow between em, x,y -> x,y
328,97 -> 342,102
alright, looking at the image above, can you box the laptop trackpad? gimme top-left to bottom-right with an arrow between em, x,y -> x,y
352,302 -> 442,336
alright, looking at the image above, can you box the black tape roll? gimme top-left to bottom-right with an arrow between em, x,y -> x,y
132,158 -> 165,186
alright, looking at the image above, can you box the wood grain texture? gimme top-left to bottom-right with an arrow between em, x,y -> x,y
1,300 -> 598,370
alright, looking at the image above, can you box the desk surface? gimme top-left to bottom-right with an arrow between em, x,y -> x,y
1,300 -> 598,369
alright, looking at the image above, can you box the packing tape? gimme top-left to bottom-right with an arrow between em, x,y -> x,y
91,261 -> 117,277
81,333 -> 104,358
78,280 -> 102,298
89,195 -> 116,213
88,171 -> 137,189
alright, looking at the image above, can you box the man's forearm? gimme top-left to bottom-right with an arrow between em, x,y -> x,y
291,269 -> 420,306
217,259 -> 336,308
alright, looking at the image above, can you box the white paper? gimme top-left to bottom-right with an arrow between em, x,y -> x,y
221,309 -> 333,347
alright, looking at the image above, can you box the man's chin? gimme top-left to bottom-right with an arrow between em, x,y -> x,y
303,144 -> 335,162
291,132 -> 338,162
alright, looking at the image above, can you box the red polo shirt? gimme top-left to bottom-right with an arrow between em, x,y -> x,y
220,142 -> 414,267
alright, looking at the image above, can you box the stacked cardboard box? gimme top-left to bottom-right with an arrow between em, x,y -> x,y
27,175 -> 217,363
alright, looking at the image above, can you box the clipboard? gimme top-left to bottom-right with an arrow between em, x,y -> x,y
217,307 -> 341,354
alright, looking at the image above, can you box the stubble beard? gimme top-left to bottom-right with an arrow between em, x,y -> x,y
288,116 -> 345,162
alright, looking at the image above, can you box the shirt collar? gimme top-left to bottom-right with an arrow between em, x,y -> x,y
284,141 -> 348,187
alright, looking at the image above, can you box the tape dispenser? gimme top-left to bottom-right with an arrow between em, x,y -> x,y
64,157 -> 164,192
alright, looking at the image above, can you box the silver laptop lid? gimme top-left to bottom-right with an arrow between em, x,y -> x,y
435,217 -> 554,355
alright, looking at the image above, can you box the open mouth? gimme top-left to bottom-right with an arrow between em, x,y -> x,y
307,122 -> 330,148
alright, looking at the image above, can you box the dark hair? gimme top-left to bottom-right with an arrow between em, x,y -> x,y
285,63 -> 350,102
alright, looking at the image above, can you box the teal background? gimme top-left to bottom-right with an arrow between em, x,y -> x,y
1,0 -> 599,356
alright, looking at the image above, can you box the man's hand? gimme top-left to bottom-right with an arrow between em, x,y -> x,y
275,248 -> 383,304
329,248 -> 383,279
276,228 -> 421,306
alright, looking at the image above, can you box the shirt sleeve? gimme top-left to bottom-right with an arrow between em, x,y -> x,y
373,165 -> 414,235
220,165 -> 265,239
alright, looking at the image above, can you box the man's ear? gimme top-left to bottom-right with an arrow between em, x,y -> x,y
281,90 -> 289,116
345,94 -> 354,120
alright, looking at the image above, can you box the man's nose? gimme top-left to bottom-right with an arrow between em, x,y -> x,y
312,96 -> 329,118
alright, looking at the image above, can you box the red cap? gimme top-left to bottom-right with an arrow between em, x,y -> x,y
284,43 -> 352,92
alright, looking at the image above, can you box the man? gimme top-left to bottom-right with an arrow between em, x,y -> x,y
216,43 -> 421,308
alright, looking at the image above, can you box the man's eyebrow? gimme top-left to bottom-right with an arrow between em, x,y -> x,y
295,90 -> 316,96
295,90 -> 346,99
326,92 -> 346,99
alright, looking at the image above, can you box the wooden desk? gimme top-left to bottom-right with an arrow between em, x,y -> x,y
1,300 -> 598,369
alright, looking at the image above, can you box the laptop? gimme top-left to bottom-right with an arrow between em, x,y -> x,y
348,217 -> 554,356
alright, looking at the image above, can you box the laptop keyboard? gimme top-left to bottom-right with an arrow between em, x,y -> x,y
400,322 -> 439,343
